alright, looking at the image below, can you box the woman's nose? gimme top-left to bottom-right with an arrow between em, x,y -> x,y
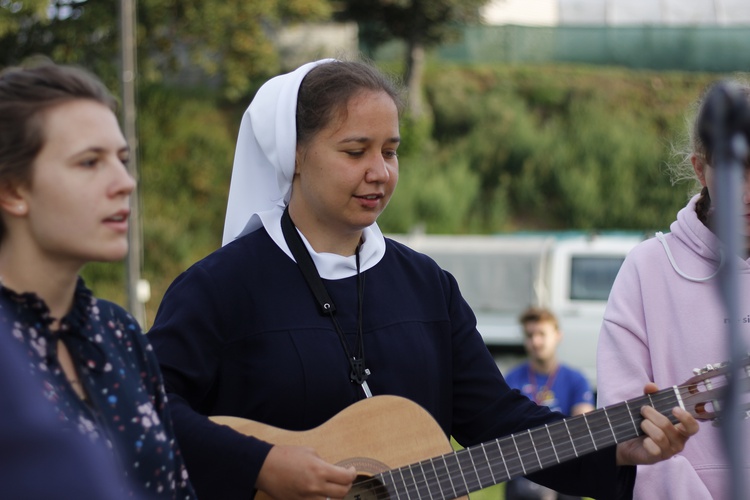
111,162 -> 136,197
366,155 -> 390,182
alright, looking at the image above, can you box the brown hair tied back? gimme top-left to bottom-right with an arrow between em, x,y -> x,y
669,79 -> 750,222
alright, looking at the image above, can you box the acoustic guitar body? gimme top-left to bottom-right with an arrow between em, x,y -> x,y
212,395 -> 468,500
212,357 -> 750,499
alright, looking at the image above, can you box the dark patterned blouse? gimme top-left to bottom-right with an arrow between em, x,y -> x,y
0,278 -> 195,499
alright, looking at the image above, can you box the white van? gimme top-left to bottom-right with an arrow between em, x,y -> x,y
388,232 -> 646,388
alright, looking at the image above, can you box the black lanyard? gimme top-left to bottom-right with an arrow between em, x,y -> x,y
280,207 -> 372,398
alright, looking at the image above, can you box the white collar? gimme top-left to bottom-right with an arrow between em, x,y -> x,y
255,205 -> 385,280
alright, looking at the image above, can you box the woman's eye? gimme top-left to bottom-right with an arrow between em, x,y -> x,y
346,151 -> 364,157
384,150 -> 398,159
80,158 -> 99,168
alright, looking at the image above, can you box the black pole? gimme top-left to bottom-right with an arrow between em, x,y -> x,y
698,81 -> 750,500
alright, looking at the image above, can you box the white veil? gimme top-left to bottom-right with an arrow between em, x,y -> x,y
221,59 -> 386,280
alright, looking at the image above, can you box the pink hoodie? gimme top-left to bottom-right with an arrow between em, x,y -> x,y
597,194 -> 750,499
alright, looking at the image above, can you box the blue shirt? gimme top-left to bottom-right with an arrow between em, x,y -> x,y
505,361 -> 594,416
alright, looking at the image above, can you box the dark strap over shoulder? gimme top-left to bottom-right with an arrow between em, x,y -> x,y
280,206 -> 337,315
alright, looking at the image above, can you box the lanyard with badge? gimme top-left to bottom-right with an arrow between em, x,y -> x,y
280,206 -> 372,398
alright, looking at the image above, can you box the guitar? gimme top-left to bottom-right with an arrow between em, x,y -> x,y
211,357 -> 750,500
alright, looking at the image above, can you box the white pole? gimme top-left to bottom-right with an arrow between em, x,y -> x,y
119,0 -> 147,327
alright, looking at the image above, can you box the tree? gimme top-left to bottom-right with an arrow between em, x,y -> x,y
136,0 -> 333,101
336,0 -> 490,117
0,0 -> 48,38
0,0 -> 121,85
0,0 -> 333,101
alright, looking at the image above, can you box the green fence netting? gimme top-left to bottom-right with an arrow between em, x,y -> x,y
378,24 -> 750,72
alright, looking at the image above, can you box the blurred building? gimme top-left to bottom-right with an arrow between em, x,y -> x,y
415,0 -> 750,71
277,22 -> 359,69
482,0 -> 750,26
482,0 -> 558,26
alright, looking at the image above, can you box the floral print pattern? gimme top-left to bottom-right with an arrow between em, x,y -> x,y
0,278 -> 195,499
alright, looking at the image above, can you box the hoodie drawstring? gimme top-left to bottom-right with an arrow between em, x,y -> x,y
655,231 -> 723,282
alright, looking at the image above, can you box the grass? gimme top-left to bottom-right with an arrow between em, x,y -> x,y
451,437 -> 506,499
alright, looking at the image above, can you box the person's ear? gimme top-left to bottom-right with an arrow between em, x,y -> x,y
0,181 -> 28,217
692,153 -> 708,187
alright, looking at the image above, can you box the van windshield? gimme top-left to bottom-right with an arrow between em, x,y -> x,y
570,256 -> 626,301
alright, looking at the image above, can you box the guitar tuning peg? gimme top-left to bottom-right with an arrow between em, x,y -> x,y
694,364 -> 715,375
693,361 -> 730,375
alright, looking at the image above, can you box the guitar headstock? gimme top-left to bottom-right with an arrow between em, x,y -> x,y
680,354 -> 750,422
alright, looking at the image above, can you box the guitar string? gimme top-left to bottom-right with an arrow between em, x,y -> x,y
353,404 -> 652,498
353,389 -> 690,499
381,392 -> 746,498
306,364 -> 747,498
365,411 -> 641,500
347,379 -> 743,500
352,402 -> 668,499
364,405 -> 711,499
470,376 -> 748,488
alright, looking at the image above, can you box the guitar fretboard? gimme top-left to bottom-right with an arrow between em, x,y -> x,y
375,387 -> 680,500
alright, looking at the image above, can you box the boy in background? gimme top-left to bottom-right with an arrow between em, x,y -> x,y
504,306 -> 595,500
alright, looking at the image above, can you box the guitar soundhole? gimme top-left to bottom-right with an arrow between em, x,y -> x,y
336,456 -> 389,474
346,475 -> 389,500
336,457 -> 392,500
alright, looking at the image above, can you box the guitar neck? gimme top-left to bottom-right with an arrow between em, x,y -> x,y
373,387 -> 680,500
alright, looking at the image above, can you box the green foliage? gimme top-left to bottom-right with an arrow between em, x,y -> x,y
336,0 -> 488,48
336,0 -> 491,118
0,0 -> 123,87
0,0 -> 332,102
422,63 -> 722,232
380,145 -> 481,234
397,112 -> 433,157
0,0 -> 48,38
81,261 -> 128,307
139,0 -> 327,101
135,84 -> 237,308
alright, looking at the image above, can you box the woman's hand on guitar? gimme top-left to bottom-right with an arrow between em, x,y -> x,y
255,444 -> 357,499
615,382 -> 700,466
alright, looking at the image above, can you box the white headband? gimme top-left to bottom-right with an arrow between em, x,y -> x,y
222,59 -> 335,246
